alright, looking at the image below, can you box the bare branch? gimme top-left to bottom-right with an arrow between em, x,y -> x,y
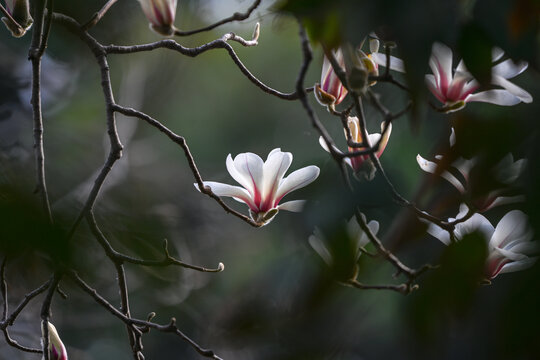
174,0 -> 262,36
69,272 -> 223,359
81,0 -> 119,30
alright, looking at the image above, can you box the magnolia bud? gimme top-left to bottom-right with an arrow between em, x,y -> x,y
137,0 -> 177,36
42,322 -> 68,360
1,0 -> 33,37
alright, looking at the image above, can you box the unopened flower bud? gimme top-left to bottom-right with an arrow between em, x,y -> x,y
1,0 -> 33,37
315,48 -> 348,107
42,322 -> 68,360
137,0 -> 177,36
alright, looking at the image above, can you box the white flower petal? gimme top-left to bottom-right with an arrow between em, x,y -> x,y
449,128 -> 456,147
278,199 -> 306,212
275,166 -> 320,202
229,152 -> 264,198
431,43 -> 454,92
497,257 -> 537,275
262,149 -> 292,201
370,53 -> 406,73
416,154 -> 466,193
197,181 -> 256,209
491,75 -> 533,103
466,90 -> 522,106
492,58 -> 528,79
490,210 -> 529,249
427,223 -> 451,246
483,195 -> 525,211
309,233 -> 333,265
425,74 -> 445,103
455,213 -> 495,241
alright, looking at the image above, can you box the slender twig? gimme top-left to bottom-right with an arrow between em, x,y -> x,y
105,38 -> 301,100
174,0 -> 262,36
2,329 -> 43,353
29,0 -> 53,224
343,279 -> 412,295
40,272 -> 61,360
37,0 -> 54,57
87,211 -> 225,272
81,0 -> 118,30
115,263 -> 143,360
69,272 -> 223,360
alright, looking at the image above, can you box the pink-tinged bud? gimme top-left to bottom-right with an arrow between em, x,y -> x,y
42,322 -> 68,360
315,49 -> 348,107
137,0 -> 177,36
1,0 -> 33,37
318,117 -> 392,181
346,117 -> 392,181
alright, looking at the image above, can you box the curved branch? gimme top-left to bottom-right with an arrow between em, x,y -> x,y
174,0 -> 262,36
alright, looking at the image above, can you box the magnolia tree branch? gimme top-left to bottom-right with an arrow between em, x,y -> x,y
82,0 -> 119,30
111,104 -> 264,228
69,271 -> 224,360
29,0 -> 53,224
174,0 -> 262,36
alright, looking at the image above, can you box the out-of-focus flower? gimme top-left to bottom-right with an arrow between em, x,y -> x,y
137,0 -> 177,36
315,49 -> 348,109
196,148 -> 320,225
427,206 -> 538,280
42,322 -> 68,360
1,0 -> 33,37
425,43 -> 532,112
320,117 -> 392,181
309,214 -> 378,280
416,128 -> 526,211
373,42 -> 532,113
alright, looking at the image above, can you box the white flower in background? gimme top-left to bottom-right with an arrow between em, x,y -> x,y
373,42 -> 532,113
320,117 -> 392,181
427,206 -> 538,280
309,214 -> 378,278
1,0 -> 32,37
42,322 -> 68,360
416,128 -> 526,211
137,0 -> 177,36
426,43 -> 532,112
197,148 -> 320,225
315,48 -> 348,108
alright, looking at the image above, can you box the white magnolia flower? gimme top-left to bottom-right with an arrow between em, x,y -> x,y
320,117 -> 392,181
197,148 -> 320,225
373,42 -> 532,113
426,43 -> 532,112
427,206 -> 538,280
137,0 -> 177,36
416,128 -> 526,211
42,322 -> 68,360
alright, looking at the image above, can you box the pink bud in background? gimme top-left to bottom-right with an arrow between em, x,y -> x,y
315,49 -> 348,108
137,0 -> 177,36
42,322 -> 68,360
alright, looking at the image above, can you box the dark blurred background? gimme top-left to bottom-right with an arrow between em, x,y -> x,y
0,0 -> 539,359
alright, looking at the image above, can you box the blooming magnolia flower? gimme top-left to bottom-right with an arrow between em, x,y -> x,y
197,148 -> 320,225
315,49 -> 348,108
1,0 -> 33,37
426,43 -> 532,112
320,117 -> 392,181
309,214 -> 378,280
417,128 -> 526,211
373,42 -> 532,113
42,322 -> 68,360
427,206 -> 538,280
137,0 -> 177,36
